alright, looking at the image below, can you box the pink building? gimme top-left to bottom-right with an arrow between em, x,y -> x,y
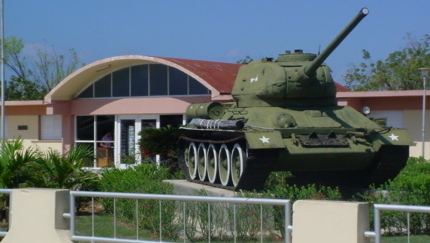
2,55 -> 429,168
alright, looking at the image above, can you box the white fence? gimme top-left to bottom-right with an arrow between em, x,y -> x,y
1,188 -> 430,243
67,191 -> 292,243
365,204 -> 430,243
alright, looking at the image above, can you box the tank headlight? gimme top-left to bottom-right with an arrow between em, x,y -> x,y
362,106 -> 371,115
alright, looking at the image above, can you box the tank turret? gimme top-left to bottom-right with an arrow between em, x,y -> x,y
232,8 -> 369,107
178,8 -> 413,191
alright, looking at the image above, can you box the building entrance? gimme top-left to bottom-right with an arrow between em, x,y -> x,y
115,115 -> 159,168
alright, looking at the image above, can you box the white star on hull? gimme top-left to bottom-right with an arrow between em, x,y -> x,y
259,136 -> 270,143
388,133 -> 399,141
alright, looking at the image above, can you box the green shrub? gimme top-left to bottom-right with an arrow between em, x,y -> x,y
99,164 -> 180,239
0,138 -> 39,188
360,157 -> 430,235
34,144 -> 99,190
138,125 -> 180,172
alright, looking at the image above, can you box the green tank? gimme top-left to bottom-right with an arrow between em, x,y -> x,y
178,8 -> 413,191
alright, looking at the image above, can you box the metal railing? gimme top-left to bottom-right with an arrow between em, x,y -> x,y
0,189 -> 12,237
364,204 -> 430,243
66,191 -> 292,243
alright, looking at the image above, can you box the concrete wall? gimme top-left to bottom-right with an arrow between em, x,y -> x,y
292,200 -> 370,243
2,189 -> 72,243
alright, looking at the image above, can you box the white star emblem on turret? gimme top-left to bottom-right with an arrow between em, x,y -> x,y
259,136 -> 270,143
388,133 -> 399,141
250,75 -> 259,82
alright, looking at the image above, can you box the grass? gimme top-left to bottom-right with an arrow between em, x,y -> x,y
75,213 -> 156,242
373,235 -> 430,243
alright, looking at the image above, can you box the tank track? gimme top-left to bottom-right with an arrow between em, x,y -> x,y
178,136 -> 278,191
290,145 -> 409,188
362,145 -> 409,187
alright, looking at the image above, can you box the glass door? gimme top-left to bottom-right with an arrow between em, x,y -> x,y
115,115 -> 159,168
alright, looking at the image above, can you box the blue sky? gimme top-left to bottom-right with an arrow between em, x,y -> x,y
5,1 -> 430,86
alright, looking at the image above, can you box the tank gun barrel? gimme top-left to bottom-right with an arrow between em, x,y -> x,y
304,8 -> 369,76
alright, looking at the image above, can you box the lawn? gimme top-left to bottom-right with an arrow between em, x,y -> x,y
75,214 -> 156,242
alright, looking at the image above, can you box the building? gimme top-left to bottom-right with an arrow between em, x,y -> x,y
2,55 -> 429,168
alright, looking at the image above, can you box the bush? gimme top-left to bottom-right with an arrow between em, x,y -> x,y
0,138 -> 39,188
360,157 -> 430,235
34,144 -> 99,190
99,164 -> 181,238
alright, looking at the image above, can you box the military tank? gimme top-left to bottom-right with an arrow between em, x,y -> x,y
178,8 -> 413,191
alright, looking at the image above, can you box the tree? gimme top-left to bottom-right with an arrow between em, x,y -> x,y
5,76 -> 47,100
35,144 -> 99,190
139,125 -> 180,168
343,33 -> 430,91
2,36 -> 85,100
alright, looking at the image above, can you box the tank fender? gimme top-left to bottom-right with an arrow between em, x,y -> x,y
370,128 -> 414,150
245,131 -> 285,149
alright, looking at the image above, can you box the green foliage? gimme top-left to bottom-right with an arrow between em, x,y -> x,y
2,36 -> 85,100
99,164 -> 180,238
138,125 -> 181,172
34,144 -> 99,190
360,157 -> 430,235
6,76 -> 47,100
0,138 -> 38,188
264,171 -> 292,190
268,183 -> 342,201
0,140 -> 99,190
344,33 -> 430,91
138,125 -> 179,158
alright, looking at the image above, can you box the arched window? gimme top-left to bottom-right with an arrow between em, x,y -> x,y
76,64 -> 210,98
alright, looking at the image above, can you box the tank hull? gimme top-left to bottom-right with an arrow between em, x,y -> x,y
178,105 -> 412,190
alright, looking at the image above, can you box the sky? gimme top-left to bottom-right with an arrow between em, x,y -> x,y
5,1 -> 430,86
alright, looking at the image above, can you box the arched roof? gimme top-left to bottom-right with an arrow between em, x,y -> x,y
45,55 -> 242,103
44,55 -> 348,103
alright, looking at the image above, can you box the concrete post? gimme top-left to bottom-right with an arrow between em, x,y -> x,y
2,188 -> 73,243
292,200 -> 370,243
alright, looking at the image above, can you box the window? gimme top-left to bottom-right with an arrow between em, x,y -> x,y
113,68 -> 130,97
76,115 -> 115,167
94,75 -> 111,98
169,68 -> 188,95
150,64 -> 168,96
41,115 -> 62,140
76,64 -> 209,98
131,65 -> 149,96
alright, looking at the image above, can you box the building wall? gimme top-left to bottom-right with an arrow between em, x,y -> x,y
6,115 -> 62,152
30,141 -> 63,153
404,110 -> 430,159
68,96 -> 212,115
7,115 -> 38,141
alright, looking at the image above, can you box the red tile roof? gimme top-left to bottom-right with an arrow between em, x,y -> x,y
162,57 -> 349,94
162,57 -> 242,94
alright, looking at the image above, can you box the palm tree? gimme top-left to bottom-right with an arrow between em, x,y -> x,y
0,138 -> 38,188
36,144 -> 99,190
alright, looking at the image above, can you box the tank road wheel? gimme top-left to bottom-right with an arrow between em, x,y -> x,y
231,143 -> 245,187
197,143 -> 208,181
184,147 -> 190,167
207,143 -> 218,183
218,144 -> 231,186
187,142 -> 198,180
